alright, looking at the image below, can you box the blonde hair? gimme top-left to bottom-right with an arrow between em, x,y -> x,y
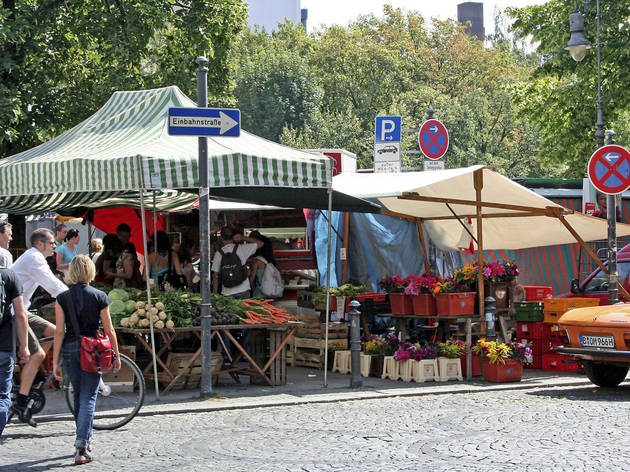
68,254 -> 96,285
90,238 -> 103,253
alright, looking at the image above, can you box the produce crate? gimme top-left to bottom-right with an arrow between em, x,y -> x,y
514,301 -> 544,322
296,322 -> 348,339
103,345 -> 136,384
355,293 -> 387,303
517,337 -> 542,370
541,353 -> 579,372
542,297 -> 599,323
516,321 -> 544,339
297,290 -> 316,309
523,286 -> 553,301
287,337 -> 348,369
541,322 -> 563,342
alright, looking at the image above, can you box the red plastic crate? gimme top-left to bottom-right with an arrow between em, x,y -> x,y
541,353 -> 579,372
516,321 -> 544,339
523,286 -> 553,301
517,337 -> 542,369
542,322 -> 563,341
542,338 -> 563,353
355,292 -> 387,303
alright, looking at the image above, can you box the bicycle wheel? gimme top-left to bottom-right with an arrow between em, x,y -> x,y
65,353 -> 145,430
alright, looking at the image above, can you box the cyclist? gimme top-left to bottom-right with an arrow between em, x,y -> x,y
0,267 -> 30,437
10,228 -> 67,423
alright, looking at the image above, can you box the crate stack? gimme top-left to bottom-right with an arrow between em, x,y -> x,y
287,313 -> 348,369
514,301 -> 545,369
539,297 -> 599,372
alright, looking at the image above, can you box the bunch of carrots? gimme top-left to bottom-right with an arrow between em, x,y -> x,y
241,299 -> 291,324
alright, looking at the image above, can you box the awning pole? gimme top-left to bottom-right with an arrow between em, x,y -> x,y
323,185 -> 333,388
152,191 -> 159,290
474,169 -> 485,327
140,189 -> 161,399
342,212 -> 350,281
415,219 -> 431,274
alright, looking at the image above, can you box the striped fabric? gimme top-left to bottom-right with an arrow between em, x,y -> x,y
0,86 -> 331,214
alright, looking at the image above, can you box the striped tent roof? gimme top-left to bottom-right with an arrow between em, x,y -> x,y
0,86 -> 333,214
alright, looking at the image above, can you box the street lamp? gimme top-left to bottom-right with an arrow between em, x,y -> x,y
566,0 -> 619,304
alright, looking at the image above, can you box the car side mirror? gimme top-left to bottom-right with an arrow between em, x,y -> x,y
570,279 -> 580,294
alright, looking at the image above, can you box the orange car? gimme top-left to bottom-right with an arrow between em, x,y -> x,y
557,304 -> 630,387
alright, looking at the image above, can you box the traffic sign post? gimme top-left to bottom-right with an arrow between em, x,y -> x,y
168,107 -> 240,137
587,144 -> 630,195
418,119 -> 449,160
374,116 -> 402,173
375,116 -> 402,142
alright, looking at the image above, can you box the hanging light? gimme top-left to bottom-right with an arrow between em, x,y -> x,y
566,9 -> 591,62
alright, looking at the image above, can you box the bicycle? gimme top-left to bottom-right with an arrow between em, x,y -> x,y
9,336 -> 146,430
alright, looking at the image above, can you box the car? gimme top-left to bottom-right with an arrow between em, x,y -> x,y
377,145 -> 398,154
556,304 -> 630,387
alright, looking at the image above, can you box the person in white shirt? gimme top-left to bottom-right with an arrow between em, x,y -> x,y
212,226 -> 263,298
10,228 -> 67,424
0,220 -> 13,268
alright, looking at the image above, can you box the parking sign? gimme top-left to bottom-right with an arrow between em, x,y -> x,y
375,116 -> 402,143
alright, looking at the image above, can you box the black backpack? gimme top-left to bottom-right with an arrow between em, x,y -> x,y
218,245 -> 248,288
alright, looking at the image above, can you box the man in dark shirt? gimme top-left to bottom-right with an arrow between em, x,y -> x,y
0,268 -> 30,437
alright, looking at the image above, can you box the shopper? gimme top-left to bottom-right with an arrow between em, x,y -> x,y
53,255 -> 121,465
0,267 -> 30,437
144,231 -> 185,290
10,228 -> 67,425
90,238 -> 103,264
212,226 -> 263,298
247,230 -> 276,298
0,220 -> 13,268
56,229 -> 80,283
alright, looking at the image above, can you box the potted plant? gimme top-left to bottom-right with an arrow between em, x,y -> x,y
473,338 -> 532,382
432,273 -> 476,316
378,275 -> 413,314
480,260 -> 520,309
362,335 -> 385,377
437,339 -> 465,381
331,282 -> 367,318
411,343 -> 439,382
404,274 -> 441,316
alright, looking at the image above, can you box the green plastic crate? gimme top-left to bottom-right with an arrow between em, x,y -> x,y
514,301 -> 544,322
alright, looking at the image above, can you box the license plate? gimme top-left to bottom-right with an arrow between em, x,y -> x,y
579,335 -> 615,349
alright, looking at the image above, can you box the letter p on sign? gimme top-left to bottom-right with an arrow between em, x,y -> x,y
375,116 -> 402,143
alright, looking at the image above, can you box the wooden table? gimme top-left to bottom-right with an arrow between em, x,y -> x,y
376,313 -> 481,380
116,322 -> 299,393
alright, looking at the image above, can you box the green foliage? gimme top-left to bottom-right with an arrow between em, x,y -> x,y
0,0 -> 247,158
509,1 -> 630,176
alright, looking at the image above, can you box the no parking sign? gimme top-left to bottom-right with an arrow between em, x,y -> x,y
588,145 -> 630,195
418,119 -> 449,160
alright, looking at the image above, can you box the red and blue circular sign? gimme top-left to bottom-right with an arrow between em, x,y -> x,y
418,119 -> 449,160
587,145 -> 630,195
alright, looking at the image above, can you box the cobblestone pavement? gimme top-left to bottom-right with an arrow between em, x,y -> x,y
2,383 -> 630,471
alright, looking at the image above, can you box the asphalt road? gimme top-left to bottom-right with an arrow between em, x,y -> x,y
2,383 -> 630,471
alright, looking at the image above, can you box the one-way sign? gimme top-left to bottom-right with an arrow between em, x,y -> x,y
168,107 -> 240,137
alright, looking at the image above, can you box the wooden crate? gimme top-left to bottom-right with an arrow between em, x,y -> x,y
287,337 -> 347,369
103,345 -> 136,384
296,322 -> 348,339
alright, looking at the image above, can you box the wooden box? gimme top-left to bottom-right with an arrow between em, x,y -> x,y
103,345 -> 136,384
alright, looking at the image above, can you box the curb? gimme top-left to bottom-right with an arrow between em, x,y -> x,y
29,378 -> 593,425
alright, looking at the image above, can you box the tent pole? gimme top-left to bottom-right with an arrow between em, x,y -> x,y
415,219 -> 431,274
140,190 -> 161,400
323,185 -> 333,388
152,191 -> 159,290
342,212 -> 349,281
473,170 -> 485,327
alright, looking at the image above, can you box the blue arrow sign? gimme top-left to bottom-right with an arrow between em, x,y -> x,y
168,107 -> 240,137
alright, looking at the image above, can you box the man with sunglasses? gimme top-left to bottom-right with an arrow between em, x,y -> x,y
10,228 -> 67,425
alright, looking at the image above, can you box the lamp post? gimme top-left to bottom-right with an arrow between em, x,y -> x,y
566,0 -> 619,304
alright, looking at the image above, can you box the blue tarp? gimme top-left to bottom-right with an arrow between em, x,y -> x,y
315,211 -> 426,291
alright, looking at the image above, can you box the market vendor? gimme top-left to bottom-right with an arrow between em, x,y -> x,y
212,226 -> 263,299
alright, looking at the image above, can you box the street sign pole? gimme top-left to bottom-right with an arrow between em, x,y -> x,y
197,57 -> 213,396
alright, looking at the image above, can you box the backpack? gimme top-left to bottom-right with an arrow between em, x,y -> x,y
218,245 -> 248,288
260,262 -> 284,298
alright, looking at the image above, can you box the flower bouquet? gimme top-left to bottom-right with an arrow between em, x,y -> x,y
405,274 -> 440,316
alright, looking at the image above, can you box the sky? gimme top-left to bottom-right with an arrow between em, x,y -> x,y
300,1 -> 548,34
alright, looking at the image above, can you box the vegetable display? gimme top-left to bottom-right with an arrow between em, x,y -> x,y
109,288 -> 292,329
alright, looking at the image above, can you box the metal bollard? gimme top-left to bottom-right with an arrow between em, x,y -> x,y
485,296 -> 497,341
349,299 -> 362,388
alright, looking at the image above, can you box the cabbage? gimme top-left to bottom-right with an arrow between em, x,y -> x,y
108,288 -> 129,302
110,300 -> 126,314
125,300 -> 137,314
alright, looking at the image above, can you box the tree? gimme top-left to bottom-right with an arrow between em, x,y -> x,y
0,0 -> 248,158
509,0 -> 630,176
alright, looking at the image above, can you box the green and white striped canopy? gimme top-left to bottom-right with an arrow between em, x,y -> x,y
0,86 -> 334,214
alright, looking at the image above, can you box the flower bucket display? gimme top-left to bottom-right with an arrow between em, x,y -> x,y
389,293 -> 413,315
435,292 -> 476,316
438,357 -> 463,381
369,355 -> 385,377
410,294 -> 437,316
460,353 -> 482,377
483,358 -> 523,382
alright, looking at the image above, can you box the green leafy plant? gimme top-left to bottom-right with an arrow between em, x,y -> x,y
438,339 -> 466,359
